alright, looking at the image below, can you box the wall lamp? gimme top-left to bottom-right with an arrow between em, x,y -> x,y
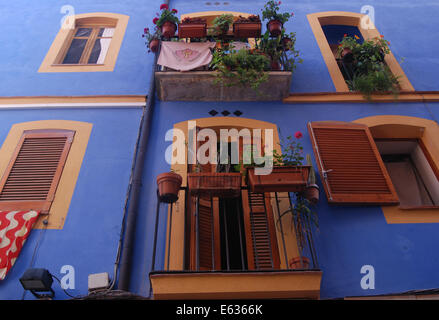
19,268 -> 55,299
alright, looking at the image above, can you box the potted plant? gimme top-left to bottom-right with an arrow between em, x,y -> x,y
338,34 -> 400,99
157,170 -> 183,203
233,15 -> 262,39
142,27 -> 161,53
246,131 -> 311,193
178,17 -> 207,38
256,29 -> 302,71
210,47 -> 270,92
261,0 -> 293,37
303,154 -> 319,205
153,4 -> 179,38
211,14 -> 234,36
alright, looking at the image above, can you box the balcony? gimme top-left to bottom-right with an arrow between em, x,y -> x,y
149,182 -> 322,300
151,16 -> 299,102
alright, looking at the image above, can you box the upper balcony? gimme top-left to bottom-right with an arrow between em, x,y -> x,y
150,167 -> 322,300
145,10 -> 300,101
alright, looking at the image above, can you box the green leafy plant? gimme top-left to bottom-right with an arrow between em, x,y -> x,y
153,3 -> 179,28
212,14 -> 234,35
256,29 -> 302,71
211,48 -> 270,91
261,0 -> 292,24
338,35 -> 400,99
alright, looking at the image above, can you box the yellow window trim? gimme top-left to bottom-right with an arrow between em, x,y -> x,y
307,11 -> 414,93
0,120 -> 92,229
354,115 -> 439,224
39,12 -> 129,73
166,117 -> 303,272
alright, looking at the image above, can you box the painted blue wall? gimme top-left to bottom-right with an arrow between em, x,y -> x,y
0,0 -> 438,96
0,107 -> 142,299
132,98 -> 439,299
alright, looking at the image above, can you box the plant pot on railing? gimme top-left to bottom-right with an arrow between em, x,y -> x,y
304,184 -> 319,205
233,15 -> 262,38
157,171 -> 183,203
267,20 -> 283,37
289,256 -> 310,270
188,172 -> 242,198
149,38 -> 160,53
161,21 -> 177,38
178,18 -> 207,38
246,166 -> 311,193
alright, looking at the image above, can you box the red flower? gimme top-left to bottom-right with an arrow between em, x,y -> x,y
291,12 -> 294,16
153,17 -> 159,24
172,8 -> 178,13
278,1 -> 282,4
160,3 -> 169,10
144,28 -> 149,33
294,131 -> 303,139
380,35 -> 384,38
343,33 -> 348,37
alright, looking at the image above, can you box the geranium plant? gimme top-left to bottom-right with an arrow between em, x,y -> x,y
261,0 -> 292,24
142,27 -> 161,53
273,131 -> 305,166
153,4 -> 179,28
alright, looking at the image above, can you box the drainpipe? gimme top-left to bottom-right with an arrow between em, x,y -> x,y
117,0 -> 170,291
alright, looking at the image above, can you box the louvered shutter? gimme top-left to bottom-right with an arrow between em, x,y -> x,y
0,130 -> 74,213
242,190 -> 280,270
308,121 -> 399,205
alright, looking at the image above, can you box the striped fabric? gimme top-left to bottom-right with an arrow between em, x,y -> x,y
0,211 -> 40,280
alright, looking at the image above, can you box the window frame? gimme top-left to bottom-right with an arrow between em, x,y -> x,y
39,12 -> 129,73
307,11 -> 414,93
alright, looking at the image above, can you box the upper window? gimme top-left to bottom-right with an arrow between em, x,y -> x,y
307,11 -> 414,92
39,13 -> 129,73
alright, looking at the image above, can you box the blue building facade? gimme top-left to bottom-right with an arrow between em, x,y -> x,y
0,0 -> 438,300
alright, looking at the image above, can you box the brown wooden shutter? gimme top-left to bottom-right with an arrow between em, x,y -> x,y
308,121 -> 399,205
0,129 -> 74,213
242,190 -> 280,270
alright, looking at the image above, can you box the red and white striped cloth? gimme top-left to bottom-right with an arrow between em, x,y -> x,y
0,211 -> 40,280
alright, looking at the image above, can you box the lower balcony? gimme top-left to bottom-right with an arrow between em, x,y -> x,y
150,269 -> 322,300
149,183 -> 322,300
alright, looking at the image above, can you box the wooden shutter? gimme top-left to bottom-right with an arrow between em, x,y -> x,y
242,190 -> 280,270
0,130 -> 74,213
308,121 -> 399,205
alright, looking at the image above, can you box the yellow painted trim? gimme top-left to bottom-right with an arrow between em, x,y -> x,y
307,11 -> 414,93
353,115 -> 439,224
283,91 -> 439,104
39,13 -> 129,73
166,117 -> 300,271
150,271 -> 322,300
0,120 -> 92,229
0,95 -> 146,105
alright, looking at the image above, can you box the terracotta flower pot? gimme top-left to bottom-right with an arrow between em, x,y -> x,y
161,21 -> 177,38
304,184 -> 319,205
267,20 -> 283,37
341,47 -> 354,63
187,172 -> 242,198
246,166 -> 311,193
149,39 -> 159,53
289,256 -> 310,270
270,59 -> 281,71
282,37 -> 292,50
157,172 -> 182,203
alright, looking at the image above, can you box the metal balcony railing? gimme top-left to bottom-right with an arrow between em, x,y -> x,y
150,186 -> 319,274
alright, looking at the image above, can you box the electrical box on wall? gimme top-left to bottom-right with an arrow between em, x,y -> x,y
88,272 -> 110,291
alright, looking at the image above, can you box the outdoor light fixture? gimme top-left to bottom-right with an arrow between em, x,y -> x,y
19,268 -> 55,299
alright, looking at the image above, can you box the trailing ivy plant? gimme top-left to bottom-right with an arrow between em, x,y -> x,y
210,48 -> 270,91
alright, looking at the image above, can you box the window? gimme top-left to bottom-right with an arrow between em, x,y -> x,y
61,26 -> 115,65
308,120 -> 439,210
307,11 -> 414,92
0,130 -> 73,214
39,13 -> 129,73
0,120 -> 93,229
186,126 -> 280,271
377,140 -> 439,208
